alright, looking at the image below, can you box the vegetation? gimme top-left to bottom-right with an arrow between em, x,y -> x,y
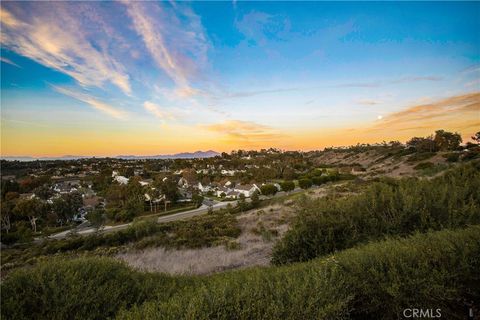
1,212 -> 241,271
260,184 -> 278,196
3,226 -> 479,319
279,180 -> 295,192
272,161 -> 480,264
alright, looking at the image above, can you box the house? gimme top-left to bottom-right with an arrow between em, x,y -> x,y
73,208 -> 88,222
198,182 -> 213,193
114,175 -> 129,185
19,193 -> 36,200
139,179 -> 153,186
225,190 -> 241,199
221,169 -> 236,176
233,184 -> 260,197
53,180 -> 80,194
177,176 -> 198,189
215,186 -> 230,198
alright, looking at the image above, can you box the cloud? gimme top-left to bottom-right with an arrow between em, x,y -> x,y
202,120 -> 283,142
52,85 -> 128,119
143,101 -> 176,120
364,92 -> 480,134
124,1 -> 209,97
0,3 -> 131,94
357,99 -> 383,106
337,76 -> 443,88
0,56 -> 21,68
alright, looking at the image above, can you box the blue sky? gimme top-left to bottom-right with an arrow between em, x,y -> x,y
1,1 -> 479,156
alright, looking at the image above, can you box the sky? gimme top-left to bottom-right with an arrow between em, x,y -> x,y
1,1 -> 479,157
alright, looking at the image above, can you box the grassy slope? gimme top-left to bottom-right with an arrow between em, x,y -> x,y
2,226 -> 479,320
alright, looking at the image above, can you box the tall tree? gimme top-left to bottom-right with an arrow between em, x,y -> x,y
433,130 -> 462,151
14,198 -> 47,232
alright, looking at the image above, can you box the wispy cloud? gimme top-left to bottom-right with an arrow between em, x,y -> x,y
124,1 -> 209,98
202,120 -> 283,142
0,3 -> 131,94
0,56 -> 21,68
356,99 -> 383,106
52,85 -> 128,119
337,76 -> 443,88
143,101 -> 177,120
364,92 -> 480,133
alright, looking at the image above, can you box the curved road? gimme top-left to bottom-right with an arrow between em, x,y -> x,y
49,188 -> 305,239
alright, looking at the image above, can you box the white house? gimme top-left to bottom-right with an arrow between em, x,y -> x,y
233,184 -> 260,197
221,169 -> 236,176
198,182 -> 213,193
215,186 -> 230,198
225,190 -> 241,199
114,175 -> 129,185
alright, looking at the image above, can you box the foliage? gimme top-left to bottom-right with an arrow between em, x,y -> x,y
298,178 -> 313,189
1,212 -> 241,270
279,181 -> 295,192
272,162 -> 480,264
1,257 -> 191,320
115,226 -> 479,320
444,152 -> 460,162
260,184 -> 278,196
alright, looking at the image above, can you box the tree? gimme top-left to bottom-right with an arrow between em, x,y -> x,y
160,180 -> 179,204
237,194 -> 248,212
260,184 -> 278,196
1,199 -> 16,233
250,191 -> 260,208
433,130 -> 462,151
280,181 -> 295,192
34,185 -> 53,200
299,178 -> 313,189
192,194 -> 204,208
52,192 -> 83,224
87,208 -> 106,228
407,136 -> 437,152
14,198 -> 47,232
472,131 -> 480,144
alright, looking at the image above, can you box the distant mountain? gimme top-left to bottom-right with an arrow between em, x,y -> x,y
1,151 -> 220,161
115,150 -> 219,159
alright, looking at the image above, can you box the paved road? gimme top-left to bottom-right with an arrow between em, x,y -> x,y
48,187 -> 305,240
48,199 -> 239,239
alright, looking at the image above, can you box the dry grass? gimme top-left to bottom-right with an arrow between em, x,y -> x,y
117,204 -> 296,275
116,233 -> 272,275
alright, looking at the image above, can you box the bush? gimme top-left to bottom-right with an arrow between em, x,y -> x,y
260,184 -> 278,196
0,257 -> 174,320
279,181 -> 295,192
444,152 -> 460,162
272,162 -> 480,264
298,178 -> 313,189
117,226 -> 480,320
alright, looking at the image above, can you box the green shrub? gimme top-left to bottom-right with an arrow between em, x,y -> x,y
272,162 -> 480,264
298,178 -> 313,189
0,257 -> 184,320
260,184 -> 278,196
444,152 -> 460,162
117,226 -> 480,320
279,181 -> 295,192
